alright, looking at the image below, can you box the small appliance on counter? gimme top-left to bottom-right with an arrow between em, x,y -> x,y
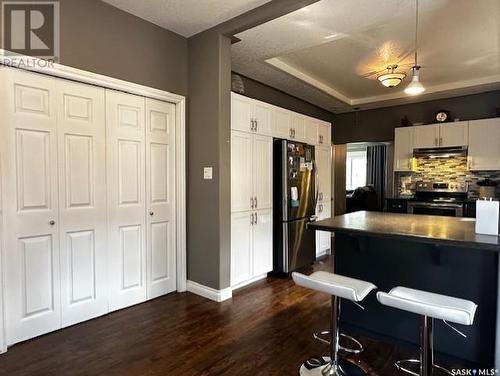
475,198 -> 499,236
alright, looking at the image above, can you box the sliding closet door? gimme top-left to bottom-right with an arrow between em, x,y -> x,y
56,80 -> 108,327
1,69 -> 61,344
106,90 -> 147,311
145,98 -> 176,299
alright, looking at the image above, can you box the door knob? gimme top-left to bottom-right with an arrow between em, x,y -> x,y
149,211 -> 154,216
49,220 -> 55,226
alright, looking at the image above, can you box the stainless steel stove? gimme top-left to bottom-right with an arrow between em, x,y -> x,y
407,181 -> 468,217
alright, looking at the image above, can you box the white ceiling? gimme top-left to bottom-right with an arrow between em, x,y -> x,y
102,0 -> 272,37
232,0 -> 500,113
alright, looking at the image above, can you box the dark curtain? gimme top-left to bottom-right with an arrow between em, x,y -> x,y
366,145 -> 387,211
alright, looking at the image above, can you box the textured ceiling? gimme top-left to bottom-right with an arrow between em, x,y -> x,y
102,0 -> 272,37
232,0 -> 500,113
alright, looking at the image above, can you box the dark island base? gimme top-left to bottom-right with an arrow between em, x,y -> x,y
334,232 -> 498,366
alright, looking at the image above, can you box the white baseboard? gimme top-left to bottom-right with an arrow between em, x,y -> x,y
186,280 -> 232,302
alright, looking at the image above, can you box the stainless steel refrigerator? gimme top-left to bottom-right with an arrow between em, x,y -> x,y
273,140 -> 317,274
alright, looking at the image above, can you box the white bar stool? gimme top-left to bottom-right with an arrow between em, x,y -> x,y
377,287 -> 477,376
293,271 -> 376,376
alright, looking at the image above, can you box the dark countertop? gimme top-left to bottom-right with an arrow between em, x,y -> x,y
308,211 -> 500,251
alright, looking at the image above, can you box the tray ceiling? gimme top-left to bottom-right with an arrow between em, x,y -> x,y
232,0 -> 500,113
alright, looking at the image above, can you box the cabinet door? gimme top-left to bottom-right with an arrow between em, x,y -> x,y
317,122 -> 331,145
305,117 -> 318,145
315,202 -> 332,257
106,90 -> 147,311
253,100 -> 272,136
252,209 -> 273,277
413,124 -> 439,148
56,80 -> 108,327
252,135 -> 273,210
231,131 -> 253,212
272,107 -> 291,139
291,113 -> 306,142
316,145 -> 332,202
439,121 -> 468,147
468,118 -> 500,171
231,212 -> 253,286
231,92 -> 253,133
394,127 -> 414,172
1,69 -> 62,345
145,98 -> 177,300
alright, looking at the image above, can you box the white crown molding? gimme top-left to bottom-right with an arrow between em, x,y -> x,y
0,49 -> 187,297
187,280 -> 232,303
266,56 -> 500,108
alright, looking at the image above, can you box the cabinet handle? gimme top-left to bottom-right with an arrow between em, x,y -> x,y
293,129 -> 296,138
250,119 -> 254,131
49,220 -> 55,226
254,212 -> 258,225
250,197 -> 254,209
254,196 -> 257,209
250,213 -> 254,225
289,128 -> 293,138
149,211 -> 154,216
255,119 -> 258,132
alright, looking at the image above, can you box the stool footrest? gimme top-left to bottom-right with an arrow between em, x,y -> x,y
395,359 -> 453,376
313,331 -> 363,354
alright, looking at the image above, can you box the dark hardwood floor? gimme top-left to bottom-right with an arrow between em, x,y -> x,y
0,257 -> 467,375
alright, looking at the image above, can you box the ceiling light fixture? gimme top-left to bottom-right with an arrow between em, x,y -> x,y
377,64 -> 407,87
405,0 -> 426,95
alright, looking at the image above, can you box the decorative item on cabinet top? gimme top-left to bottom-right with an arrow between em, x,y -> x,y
231,92 -> 332,145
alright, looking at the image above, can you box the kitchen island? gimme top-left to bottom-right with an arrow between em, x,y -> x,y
308,211 -> 500,367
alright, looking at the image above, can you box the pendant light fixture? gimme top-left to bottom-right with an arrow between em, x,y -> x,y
405,0 -> 426,95
377,64 -> 407,88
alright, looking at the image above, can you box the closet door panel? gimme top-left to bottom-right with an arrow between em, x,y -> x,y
252,135 -> 273,210
1,69 -> 61,345
231,131 -> 253,212
106,90 -> 147,311
145,98 -> 176,299
57,80 -> 107,327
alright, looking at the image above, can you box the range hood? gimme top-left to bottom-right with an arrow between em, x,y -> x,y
413,146 -> 467,159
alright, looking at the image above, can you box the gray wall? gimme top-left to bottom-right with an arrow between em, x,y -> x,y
234,73 -> 335,123
58,0 -> 188,96
187,31 -> 232,290
333,91 -> 500,144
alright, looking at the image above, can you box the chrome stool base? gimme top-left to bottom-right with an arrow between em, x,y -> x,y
299,357 -> 367,376
395,359 -> 453,376
313,331 -> 364,354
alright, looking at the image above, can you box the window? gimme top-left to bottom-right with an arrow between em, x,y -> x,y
346,148 -> 367,190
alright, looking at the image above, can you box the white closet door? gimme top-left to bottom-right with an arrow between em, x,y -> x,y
316,145 -> 332,202
145,98 -> 177,299
231,131 -> 253,212
252,209 -> 273,276
56,80 -> 108,327
106,90 -> 147,311
231,211 -> 253,286
1,69 -> 61,345
252,135 -> 273,210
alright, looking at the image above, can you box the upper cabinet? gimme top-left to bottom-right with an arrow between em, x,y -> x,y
394,127 -> 414,172
231,92 -> 332,145
468,118 -> 500,171
231,92 -> 272,136
413,122 -> 468,149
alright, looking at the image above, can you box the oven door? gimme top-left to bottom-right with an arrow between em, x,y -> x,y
407,202 -> 463,217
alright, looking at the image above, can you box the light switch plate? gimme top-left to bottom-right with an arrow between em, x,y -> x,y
203,167 -> 213,180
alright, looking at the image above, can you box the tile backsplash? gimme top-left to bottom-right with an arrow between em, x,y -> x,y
396,155 -> 500,198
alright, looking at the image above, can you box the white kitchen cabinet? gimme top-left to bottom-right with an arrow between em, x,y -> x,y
439,121 -> 468,147
231,209 -> 272,288
231,93 -> 272,136
413,124 -> 440,148
305,117 -> 318,145
468,118 -> 500,171
290,113 -> 306,142
231,131 -> 272,212
316,145 -> 332,202
317,121 -> 331,146
252,209 -> 273,277
394,127 -> 414,172
315,201 -> 331,257
272,106 -> 291,139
